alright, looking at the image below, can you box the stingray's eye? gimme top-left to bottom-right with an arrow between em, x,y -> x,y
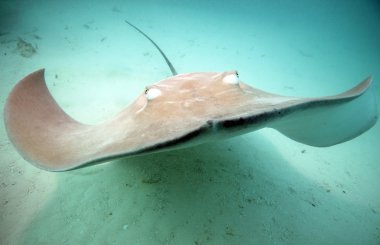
145,87 -> 162,100
223,72 -> 240,84
235,71 -> 239,77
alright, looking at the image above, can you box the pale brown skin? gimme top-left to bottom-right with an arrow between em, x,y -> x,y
4,69 -> 377,171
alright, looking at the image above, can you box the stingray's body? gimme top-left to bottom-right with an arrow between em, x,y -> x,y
4,69 -> 378,171
4,22 -> 378,171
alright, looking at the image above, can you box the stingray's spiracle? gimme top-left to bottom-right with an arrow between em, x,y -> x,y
145,87 -> 162,100
223,72 -> 240,85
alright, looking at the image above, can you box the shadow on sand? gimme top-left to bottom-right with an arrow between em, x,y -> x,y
20,133 -> 376,244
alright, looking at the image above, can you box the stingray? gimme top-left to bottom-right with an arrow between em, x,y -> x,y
4,21 -> 378,171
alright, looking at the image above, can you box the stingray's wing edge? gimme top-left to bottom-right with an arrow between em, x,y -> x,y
4,69 -> 97,171
268,77 -> 378,146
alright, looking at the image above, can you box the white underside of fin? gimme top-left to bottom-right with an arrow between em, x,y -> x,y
270,86 -> 378,147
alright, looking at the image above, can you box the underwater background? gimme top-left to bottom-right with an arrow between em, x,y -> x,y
1,0 -> 379,244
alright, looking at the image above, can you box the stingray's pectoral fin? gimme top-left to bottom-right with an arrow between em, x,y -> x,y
4,69 -> 104,171
270,77 -> 378,147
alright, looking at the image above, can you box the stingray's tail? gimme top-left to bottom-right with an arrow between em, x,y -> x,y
125,20 -> 178,76
270,77 -> 378,146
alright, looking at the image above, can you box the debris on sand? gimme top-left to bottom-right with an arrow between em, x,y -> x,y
17,38 -> 37,58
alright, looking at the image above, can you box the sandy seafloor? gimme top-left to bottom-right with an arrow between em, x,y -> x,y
1,0 -> 380,244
